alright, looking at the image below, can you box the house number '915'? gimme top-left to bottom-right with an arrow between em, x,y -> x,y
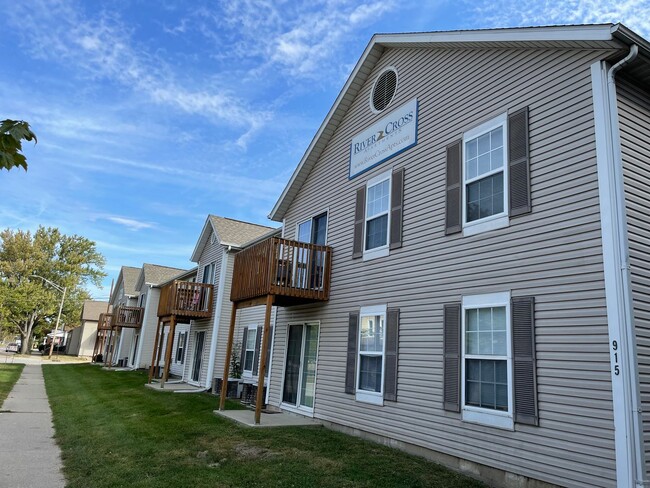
612,340 -> 620,376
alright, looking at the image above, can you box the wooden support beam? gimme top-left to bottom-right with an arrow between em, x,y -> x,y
106,327 -> 117,367
154,321 -> 166,385
161,316 -> 176,388
219,302 -> 239,411
148,320 -> 163,384
254,294 -> 274,425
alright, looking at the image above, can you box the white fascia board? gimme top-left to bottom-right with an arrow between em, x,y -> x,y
190,217 -> 216,263
375,24 -> 614,45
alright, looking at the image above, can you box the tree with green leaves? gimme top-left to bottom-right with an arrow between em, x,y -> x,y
1,119 -> 37,171
0,227 -> 106,354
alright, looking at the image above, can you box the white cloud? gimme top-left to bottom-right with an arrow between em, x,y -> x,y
8,0 -> 270,148
469,0 -> 650,38
104,216 -> 155,232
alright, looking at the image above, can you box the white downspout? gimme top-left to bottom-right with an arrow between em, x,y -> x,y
592,44 -> 644,487
204,248 -> 229,389
605,45 -> 645,488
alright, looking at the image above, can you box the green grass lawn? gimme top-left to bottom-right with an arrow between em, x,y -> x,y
0,363 -> 24,407
43,365 -> 486,488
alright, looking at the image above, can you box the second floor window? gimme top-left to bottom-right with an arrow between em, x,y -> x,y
462,114 -> 508,232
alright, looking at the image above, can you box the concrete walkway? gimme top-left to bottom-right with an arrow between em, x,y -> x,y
0,365 -> 65,488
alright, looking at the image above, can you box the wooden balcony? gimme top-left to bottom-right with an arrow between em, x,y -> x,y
112,305 -> 144,328
157,281 -> 214,321
231,237 -> 332,307
97,313 -> 113,330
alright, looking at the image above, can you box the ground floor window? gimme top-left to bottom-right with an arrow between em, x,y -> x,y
243,327 -> 257,374
462,292 -> 513,429
356,304 -> 386,405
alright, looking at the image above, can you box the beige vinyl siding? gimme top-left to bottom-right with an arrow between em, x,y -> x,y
137,288 -> 161,369
213,252 -> 234,380
618,76 -> 650,480
184,231 -> 222,386
169,323 -> 190,377
271,47 -> 618,488
77,321 -> 98,357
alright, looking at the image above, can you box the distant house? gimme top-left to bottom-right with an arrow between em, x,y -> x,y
148,215 -> 276,391
222,24 -> 650,488
135,266 -> 196,373
66,300 -> 108,357
103,266 -> 142,366
121,263 -> 189,370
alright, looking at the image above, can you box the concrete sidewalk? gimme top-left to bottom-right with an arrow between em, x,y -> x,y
0,365 -> 65,488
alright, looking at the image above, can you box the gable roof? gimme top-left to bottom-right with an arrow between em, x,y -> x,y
121,266 -> 141,296
142,263 -> 187,286
80,300 -> 109,321
190,215 -> 277,262
269,23 -> 650,222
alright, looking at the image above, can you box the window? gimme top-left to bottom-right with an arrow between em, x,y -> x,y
296,212 -> 328,289
138,292 -> 146,309
202,262 -> 214,284
356,305 -> 386,405
462,114 -> 508,235
461,292 -> 513,429
364,171 -> 391,260
243,327 -> 257,374
175,332 -> 186,364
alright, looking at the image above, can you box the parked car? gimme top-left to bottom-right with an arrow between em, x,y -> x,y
5,343 -> 18,353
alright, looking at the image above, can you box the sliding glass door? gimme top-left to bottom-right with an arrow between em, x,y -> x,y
282,323 -> 319,411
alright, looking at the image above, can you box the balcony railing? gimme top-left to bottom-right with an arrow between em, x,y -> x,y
231,237 -> 332,305
157,281 -> 214,320
112,305 -> 144,328
97,313 -> 113,330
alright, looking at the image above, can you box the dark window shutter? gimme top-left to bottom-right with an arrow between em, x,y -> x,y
390,168 -> 404,250
240,327 -> 248,371
345,312 -> 359,394
265,326 -> 273,377
352,188 -> 366,259
509,107 -> 531,216
252,327 -> 262,376
445,141 -> 462,235
512,296 -> 538,425
443,303 -> 461,412
384,308 -> 399,401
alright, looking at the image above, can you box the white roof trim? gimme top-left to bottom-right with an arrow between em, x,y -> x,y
268,23 -> 627,222
190,216 -> 216,263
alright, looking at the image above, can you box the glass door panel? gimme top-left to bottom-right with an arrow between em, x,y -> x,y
299,324 -> 319,408
191,331 -> 205,383
282,325 -> 303,404
282,323 -> 319,410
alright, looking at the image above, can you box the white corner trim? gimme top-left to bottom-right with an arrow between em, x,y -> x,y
134,287 -> 152,369
204,249 -> 229,389
591,60 -> 644,488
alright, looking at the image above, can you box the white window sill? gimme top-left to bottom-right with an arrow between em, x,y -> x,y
242,371 -> 253,378
463,214 -> 509,237
355,390 -> 384,406
363,246 -> 389,262
462,408 -> 514,430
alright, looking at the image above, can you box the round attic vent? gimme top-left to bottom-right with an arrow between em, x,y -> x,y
371,68 -> 398,112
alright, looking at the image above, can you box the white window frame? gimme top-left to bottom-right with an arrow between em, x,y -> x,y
462,113 -> 509,237
461,291 -> 513,430
356,304 -> 387,405
242,325 -> 258,377
363,170 -> 392,261
175,331 -> 186,364
295,209 -> 329,245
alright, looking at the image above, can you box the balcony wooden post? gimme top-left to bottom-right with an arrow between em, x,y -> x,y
161,316 -> 176,388
92,327 -> 101,361
148,320 -> 163,383
219,302 -> 239,411
254,294 -> 275,425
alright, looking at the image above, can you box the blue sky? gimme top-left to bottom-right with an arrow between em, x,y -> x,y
1,0 -> 648,300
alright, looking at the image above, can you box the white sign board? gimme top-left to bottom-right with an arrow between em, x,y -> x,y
349,98 -> 418,179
